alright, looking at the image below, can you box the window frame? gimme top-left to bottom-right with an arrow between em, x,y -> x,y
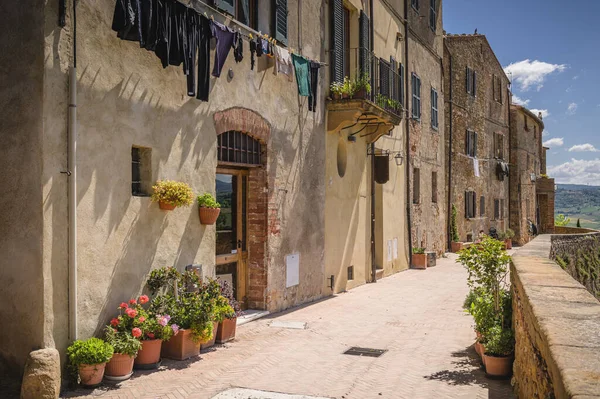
465,190 -> 476,219
411,0 -> 420,11
131,146 -> 152,197
431,86 -> 438,130
494,133 -> 504,160
480,195 -> 485,217
429,0 -> 436,32
431,171 -> 438,203
466,66 -> 476,96
413,167 -> 421,204
465,129 -> 478,158
412,73 -> 421,120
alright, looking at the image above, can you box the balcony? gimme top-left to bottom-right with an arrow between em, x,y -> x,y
327,48 -> 403,143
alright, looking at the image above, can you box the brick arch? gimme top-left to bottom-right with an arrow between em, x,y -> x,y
213,107 -> 271,144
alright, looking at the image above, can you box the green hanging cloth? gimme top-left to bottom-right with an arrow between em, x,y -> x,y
291,53 -> 311,97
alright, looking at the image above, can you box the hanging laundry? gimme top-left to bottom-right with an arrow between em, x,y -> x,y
249,39 -> 257,70
274,46 -> 293,81
234,34 -> 244,63
308,61 -> 321,112
261,37 -> 269,56
255,36 -> 264,57
473,158 -> 480,177
183,9 -> 198,96
166,1 -> 185,67
291,54 -> 311,97
112,0 -> 142,42
196,15 -> 212,101
210,20 -> 237,77
154,0 -> 173,68
267,40 -> 274,58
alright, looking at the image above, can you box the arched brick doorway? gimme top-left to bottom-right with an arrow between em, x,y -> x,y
213,108 -> 269,310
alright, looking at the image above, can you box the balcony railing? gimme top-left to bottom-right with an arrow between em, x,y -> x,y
329,48 -> 403,119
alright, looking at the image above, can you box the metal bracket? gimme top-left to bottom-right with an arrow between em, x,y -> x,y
60,170 -> 72,176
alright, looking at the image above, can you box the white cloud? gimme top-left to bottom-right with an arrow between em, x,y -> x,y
530,109 -> 550,119
548,158 -> 600,185
504,59 -> 567,91
512,95 -> 530,106
568,144 -> 599,152
543,129 -> 549,137
567,102 -> 578,115
543,137 -> 564,148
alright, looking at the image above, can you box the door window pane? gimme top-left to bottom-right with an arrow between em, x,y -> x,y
216,174 -> 237,255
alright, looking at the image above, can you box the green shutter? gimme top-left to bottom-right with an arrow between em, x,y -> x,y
330,0 -> 344,84
214,0 -> 235,15
359,10 -> 370,78
238,0 -> 250,26
274,0 -> 288,45
399,64 -> 404,106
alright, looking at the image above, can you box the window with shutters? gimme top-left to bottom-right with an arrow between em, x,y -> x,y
431,172 -> 437,203
330,0 -> 345,84
465,191 -> 476,219
466,66 -> 476,96
413,168 -> 420,204
390,57 -> 398,102
412,73 -> 421,120
213,1 -> 258,30
274,0 -> 288,45
399,63 -> 405,106
480,196 -> 485,217
359,10 -> 371,78
431,87 -> 438,129
492,75 -> 502,103
465,130 -> 477,157
493,198 -> 505,220
429,0 -> 436,31
412,0 -> 420,11
494,133 -> 504,159
380,60 -> 391,99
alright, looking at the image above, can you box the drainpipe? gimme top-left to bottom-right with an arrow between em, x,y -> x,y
404,0 -> 412,265
369,0 -> 376,283
507,86 -> 512,239
68,0 -> 78,341
446,49 -> 453,250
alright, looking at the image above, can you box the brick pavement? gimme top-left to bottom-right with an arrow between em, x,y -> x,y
62,253 -> 514,399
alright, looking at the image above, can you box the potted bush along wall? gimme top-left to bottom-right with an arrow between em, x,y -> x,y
104,325 -> 141,380
504,228 -> 514,249
216,279 -> 243,344
450,204 -> 463,252
199,278 -> 228,350
151,180 -> 194,211
197,193 -> 221,225
67,338 -> 114,387
411,247 -> 427,270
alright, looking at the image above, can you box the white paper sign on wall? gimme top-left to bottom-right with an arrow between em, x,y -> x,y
393,238 -> 398,260
286,254 -> 300,288
387,240 -> 393,262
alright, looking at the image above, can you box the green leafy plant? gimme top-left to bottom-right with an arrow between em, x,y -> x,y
146,267 -> 180,295
353,73 -> 371,94
484,325 -> 514,357
375,93 -> 388,108
555,213 -> 571,227
104,326 -> 142,357
497,231 -> 506,240
197,193 -> 220,209
151,180 -> 194,207
340,76 -> 356,96
504,228 -> 515,239
219,279 -> 242,319
330,81 -> 343,97
67,338 -> 114,367
577,218 -> 581,228
412,247 -> 425,254
451,204 -> 460,242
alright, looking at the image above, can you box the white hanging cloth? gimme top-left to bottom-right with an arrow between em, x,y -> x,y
473,158 -> 480,177
274,45 -> 294,82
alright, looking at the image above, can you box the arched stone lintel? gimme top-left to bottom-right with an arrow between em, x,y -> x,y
213,107 -> 271,144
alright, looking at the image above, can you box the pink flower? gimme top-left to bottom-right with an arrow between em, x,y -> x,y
119,302 -> 128,309
138,316 -> 146,323
157,314 -> 171,326
125,308 -> 138,318
110,318 -> 119,327
129,299 -> 137,305
113,328 -> 118,333
171,324 -> 179,335
132,327 -> 142,338
147,332 -> 155,339
138,295 -> 149,304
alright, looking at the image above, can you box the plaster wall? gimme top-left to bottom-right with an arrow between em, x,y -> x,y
444,35 -> 510,242
0,0 -> 46,375
40,0 -> 326,362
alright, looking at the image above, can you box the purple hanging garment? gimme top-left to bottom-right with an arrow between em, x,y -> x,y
210,20 -> 236,77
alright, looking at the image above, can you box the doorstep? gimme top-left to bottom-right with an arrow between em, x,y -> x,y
237,309 -> 270,326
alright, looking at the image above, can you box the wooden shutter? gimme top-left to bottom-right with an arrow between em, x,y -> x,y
473,132 -> 478,157
466,67 -> 470,93
274,0 -> 288,45
429,0 -> 436,31
399,63 -> 404,106
330,0 -> 344,84
359,10 -> 370,77
480,196 -> 485,217
431,87 -> 435,125
473,70 -> 477,96
214,0 -> 235,15
390,57 -> 398,101
416,76 -> 421,118
465,130 -> 470,156
472,192 -> 477,218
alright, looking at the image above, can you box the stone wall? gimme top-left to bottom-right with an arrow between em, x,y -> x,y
511,235 -> 600,399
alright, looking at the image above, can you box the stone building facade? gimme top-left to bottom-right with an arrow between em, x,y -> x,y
509,105 -> 544,245
536,146 -> 556,234
407,0 -> 446,256
444,34 -> 510,243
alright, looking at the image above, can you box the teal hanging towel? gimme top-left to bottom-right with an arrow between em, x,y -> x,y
291,53 -> 311,97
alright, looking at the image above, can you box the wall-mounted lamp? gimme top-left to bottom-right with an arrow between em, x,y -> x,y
347,135 -> 357,143
394,153 -> 404,166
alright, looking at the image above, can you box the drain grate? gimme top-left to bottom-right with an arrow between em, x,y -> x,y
343,347 -> 387,358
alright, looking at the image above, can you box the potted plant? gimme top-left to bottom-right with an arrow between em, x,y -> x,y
353,73 -> 371,99
151,180 -> 194,211
197,278 -> 228,350
450,204 -> 463,252
330,82 -> 343,100
411,247 -> 427,270
482,325 -> 514,377
375,93 -> 388,109
340,76 -> 355,99
504,228 -> 514,249
197,193 -> 221,225
496,231 -> 507,250
67,338 -> 114,387
216,279 -> 243,343
104,326 -> 141,380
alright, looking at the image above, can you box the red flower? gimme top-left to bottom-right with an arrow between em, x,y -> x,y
138,295 -> 149,304
110,318 -> 119,327
119,302 -> 128,309
138,316 -> 146,323
125,308 -> 138,318
147,332 -> 155,339
129,299 -> 137,305
132,327 -> 142,338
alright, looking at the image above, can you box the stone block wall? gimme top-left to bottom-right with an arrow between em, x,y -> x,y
511,235 -> 600,399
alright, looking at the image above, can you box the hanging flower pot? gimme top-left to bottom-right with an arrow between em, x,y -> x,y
159,201 -> 176,211
197,193 -> 221,225
134,339 -> 162,369
151,180 -> 194,211
104,353 -> 134,379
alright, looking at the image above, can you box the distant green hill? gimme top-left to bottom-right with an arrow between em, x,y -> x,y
555,184 -> 600,229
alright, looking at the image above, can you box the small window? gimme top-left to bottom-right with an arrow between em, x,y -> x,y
412,73 -> 421,120
217,131 -> 262,165
413,168 -> 421,204
131,146 -> 152,196
465,191 -> 476,219
465,130 -> 478,157
412,0 -> 419,11
494,133 -> 504,159
494,199 -> 500,220
347,266 -> 354,281
431,171 -> 438,203
429,0 -> 436,31
480,196 -> 485,217
493,75 -> 502,103
466,233 -> 473,242
534,125 -> 537,139
524,114 -> 528,131
466,66 -> 476,96
431,87 -> 438,129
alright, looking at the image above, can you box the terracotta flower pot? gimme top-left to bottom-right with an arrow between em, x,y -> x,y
201,321 -> 219,350
505,239 -> 512,249
411,253 -> 427,270
341,93 -> 349,99
134,339 -> 162,367
216,317 -> 237,344
105,353 -> 134,377
354,88 -> 368,99
483,354 -> 513,377
199,207 -> 220,225
78,363 -> 106,387
451,242 -> 463,253
161,329 -> 200,360
475,341 -> 486,361
159,201 -> 176,211
332,92 -> 341,100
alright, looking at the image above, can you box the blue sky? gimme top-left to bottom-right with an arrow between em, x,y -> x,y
444,0 -> 600,185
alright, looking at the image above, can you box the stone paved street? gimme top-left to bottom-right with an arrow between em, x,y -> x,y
63,253 -> 514,399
